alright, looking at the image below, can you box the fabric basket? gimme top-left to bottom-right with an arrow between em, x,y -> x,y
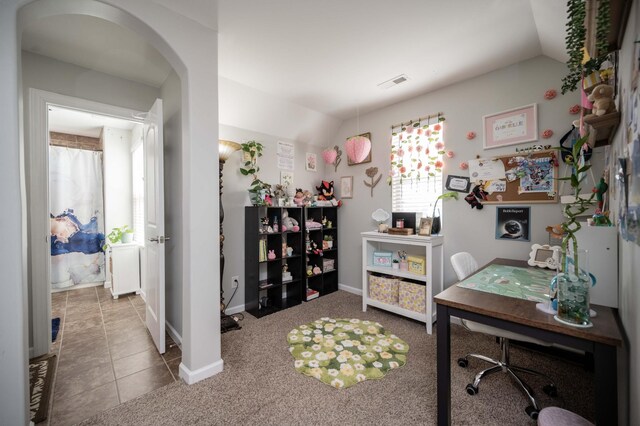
399,281 -> 425,313
369,274 -> 399,305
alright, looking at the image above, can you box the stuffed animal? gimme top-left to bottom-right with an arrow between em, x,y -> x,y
587,84 -> 616,117
273,184 -> 286,199
294,188 -> 305,206
281,209 -> 300,232
303,190 -> 314,205
316,180 -> 335,200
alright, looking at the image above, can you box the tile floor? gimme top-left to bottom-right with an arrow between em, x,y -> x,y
42,286 -> 181,425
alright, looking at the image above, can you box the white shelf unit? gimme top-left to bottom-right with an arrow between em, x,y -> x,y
361,231 -> 443,334
108,242 -> 141,299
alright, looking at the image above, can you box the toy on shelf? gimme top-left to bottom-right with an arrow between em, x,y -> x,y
316,180 -> 335,200
312,265 -> 322,275
294,188 -> 305,206
586,84 -> 616,117
267,250 -> 276,260
281,209 -> 300,232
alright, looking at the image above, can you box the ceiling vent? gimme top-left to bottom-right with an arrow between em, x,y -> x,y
378,74 -> 409,89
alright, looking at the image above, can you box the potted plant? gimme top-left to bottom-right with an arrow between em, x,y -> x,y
429,191 -> 459,235
102,225 -> 133,251
392,259 -> 400,270
555,135 -> 596,326
240,140 -> 270,205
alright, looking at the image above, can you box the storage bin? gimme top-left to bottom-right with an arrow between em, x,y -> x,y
399,281 -> 425,313
373,251 -> 393,267
407,255 -> 426,275
323,258 -> 335,272
369,274 -> 399,305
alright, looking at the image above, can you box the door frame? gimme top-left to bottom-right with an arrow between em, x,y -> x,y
28,88 -> 145,357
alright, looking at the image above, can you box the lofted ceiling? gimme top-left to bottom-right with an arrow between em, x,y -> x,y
22,0 -> 570,121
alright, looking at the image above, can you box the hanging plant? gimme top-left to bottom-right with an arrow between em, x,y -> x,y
561,0 -> 611,94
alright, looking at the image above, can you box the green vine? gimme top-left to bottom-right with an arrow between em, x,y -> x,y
240,141 -> 270,205
561,0 -> 611,95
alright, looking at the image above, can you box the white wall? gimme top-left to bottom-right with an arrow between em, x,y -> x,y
161,70 -> 183,337
220,124 -> 327,313
103,127 -> 133,234
326,55 -> 571,291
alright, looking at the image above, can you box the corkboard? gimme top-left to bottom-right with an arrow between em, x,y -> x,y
475,150 -> 558,204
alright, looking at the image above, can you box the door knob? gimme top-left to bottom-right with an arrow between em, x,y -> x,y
149,237 -> 159,242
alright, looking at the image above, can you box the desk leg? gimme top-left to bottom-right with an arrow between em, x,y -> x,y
437,304 -> 451,426
594,343 -> 617,425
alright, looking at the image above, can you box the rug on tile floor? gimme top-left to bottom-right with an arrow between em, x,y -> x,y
52,317 -> 61,342
29,354 -> 56,423
287,318 -> 409,389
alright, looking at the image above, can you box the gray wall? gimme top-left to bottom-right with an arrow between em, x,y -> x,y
161,70 -> 183,337
325,55 -> 573,291
21,51 -> 160,346
219,124 -> 327,313
612,2 -> 640,424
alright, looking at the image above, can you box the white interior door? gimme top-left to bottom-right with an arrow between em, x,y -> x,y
143,98 -> 165,354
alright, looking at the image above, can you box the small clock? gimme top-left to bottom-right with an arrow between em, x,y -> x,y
528,244 -> 561,269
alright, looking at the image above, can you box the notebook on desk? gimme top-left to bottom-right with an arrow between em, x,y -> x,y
456,263 -> 555,302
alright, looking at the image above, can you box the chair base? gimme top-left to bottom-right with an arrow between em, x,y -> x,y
458,338 -> 557,420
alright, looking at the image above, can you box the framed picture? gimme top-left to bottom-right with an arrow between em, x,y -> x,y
305,152 -> 317,171
280,171 -> 293,187
483,104 -> 537,150
445,175 -> 471,193
495,206 -> 530,242
527,244 -> 561,269
347,132 -> 372,165
418,217 -> 433,236
340,176 -> 353,198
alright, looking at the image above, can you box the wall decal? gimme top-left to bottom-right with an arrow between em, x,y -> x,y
364,167 -> 381,197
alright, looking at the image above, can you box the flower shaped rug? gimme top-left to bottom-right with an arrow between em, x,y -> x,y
287,317 -> 409,389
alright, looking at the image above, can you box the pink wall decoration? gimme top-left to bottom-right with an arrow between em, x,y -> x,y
544,89 -> 557,100
459,162 -> 469,170
569,104 -> 581,114
345,135 -> 371,164
542,129 -> 554,139
446,151 -> 455,158
466,131 -> 476,140
322,148 -> 337,164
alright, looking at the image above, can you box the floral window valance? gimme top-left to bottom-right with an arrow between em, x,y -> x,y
389,114 -> 446,183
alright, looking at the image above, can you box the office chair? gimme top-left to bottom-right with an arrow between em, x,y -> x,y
451,252 -> 557,420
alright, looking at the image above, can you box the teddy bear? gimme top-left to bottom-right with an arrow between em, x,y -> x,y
587,84 -> 616,117
280,209 -> 299,232
316,180 -> 335,200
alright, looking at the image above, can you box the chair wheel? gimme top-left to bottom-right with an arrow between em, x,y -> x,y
525,406 -> 539,420
465,384 -> 478,395
457,358 -> 468,368
543,384 -> 558,397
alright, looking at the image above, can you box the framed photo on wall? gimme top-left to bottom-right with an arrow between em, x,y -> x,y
340,176 -> 353,198
445,175 -> 471,193
305,152 -> 317,171
483,104 -> 537,150
495,206 -> 530,241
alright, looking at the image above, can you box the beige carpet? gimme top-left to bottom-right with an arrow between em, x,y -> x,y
81,291 -> 594,425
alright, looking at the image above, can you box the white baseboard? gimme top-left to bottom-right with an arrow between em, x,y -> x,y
225,304 -> 245,316
165,321 -> 182,346
179,359 -> 224,384
338,283 -> 362,296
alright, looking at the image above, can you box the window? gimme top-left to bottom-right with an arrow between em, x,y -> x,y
390,119 -> 445,216
131,140 -> 144,243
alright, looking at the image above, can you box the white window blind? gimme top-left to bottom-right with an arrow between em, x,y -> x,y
390,118 -> 445,216
131,143 -> 144,243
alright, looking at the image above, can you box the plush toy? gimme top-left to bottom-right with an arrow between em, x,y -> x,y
464,184 -> 488,209
273,184 -> 286,200
281,209 -> 300,232
294,188 -> 305,206
303,190 -> 314,205
587,84 -> 616,117
316,180 -> 335,200
593,176 -> 609,211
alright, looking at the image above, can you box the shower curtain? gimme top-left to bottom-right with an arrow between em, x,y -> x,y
49,146 -> 106,289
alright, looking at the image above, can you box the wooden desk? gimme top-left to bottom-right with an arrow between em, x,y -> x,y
435,258 -> 623,426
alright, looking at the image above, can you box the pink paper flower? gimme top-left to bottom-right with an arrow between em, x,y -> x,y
569,104 -> 581,115
542,129 -> 554,139
466,131 -> 476,140
417,128 -> 423,135
446,151 -> 455,158
435,142 -> 445,150
434,160 -> 444,169
397,149 -> 405,157
415,145 -> 423,153
433,124 -> 442,131
459,162 -> 469,170
544,89 -> 557,100
399,166 -> 407,174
